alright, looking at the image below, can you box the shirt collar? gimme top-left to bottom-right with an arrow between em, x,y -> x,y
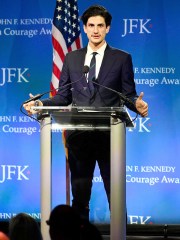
87,42 -> 107,56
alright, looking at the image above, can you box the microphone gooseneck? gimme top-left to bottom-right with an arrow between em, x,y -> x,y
23,64 -> 135,109
83,65 -> 135,107
93,80 -> 134,106
23,93 -> 45,104
23,66 -> 89,104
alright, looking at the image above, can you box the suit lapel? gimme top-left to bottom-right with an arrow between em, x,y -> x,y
97,45 -> 115,84
78,47 -> 87,73
75,47 -> 91,93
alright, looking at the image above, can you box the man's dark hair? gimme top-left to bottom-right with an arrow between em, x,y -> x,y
81,5 -> 112,26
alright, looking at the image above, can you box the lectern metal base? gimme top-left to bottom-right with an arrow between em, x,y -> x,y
40,117 -> 51,240
38,107 -> 131,240
111,117 -> 126,240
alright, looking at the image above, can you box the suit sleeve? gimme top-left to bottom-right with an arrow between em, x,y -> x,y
121,53 -> 139,113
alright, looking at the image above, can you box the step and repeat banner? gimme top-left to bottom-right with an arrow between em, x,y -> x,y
0,0 -> 180,224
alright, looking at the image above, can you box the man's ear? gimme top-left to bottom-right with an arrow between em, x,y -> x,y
106,25 -> 110,34
83,25 -> 87,34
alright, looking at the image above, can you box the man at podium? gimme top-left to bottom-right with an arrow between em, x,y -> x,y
23,5 -> 148,220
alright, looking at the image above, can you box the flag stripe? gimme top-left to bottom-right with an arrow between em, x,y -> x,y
52,35 -> 66,62
52,25 -> 68,56
52,62 -> 61,82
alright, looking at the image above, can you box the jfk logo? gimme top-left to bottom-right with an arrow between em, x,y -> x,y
128,215 -> 152,224
128,117 -> 151,133
122,19 -> 152,37
0,165 -> 30,183
0,68 -> 30,86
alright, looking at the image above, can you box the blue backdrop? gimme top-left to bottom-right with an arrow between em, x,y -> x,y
0,0 -> 180,224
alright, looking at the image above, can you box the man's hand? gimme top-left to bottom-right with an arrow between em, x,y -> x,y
23,93 -> 43,115
135,92 -> 148,117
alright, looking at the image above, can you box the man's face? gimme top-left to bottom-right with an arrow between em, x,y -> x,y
83,16 -> 110,47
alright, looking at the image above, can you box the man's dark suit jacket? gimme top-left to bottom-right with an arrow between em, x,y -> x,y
43,44 -> 138,109
42,44 -> 138,143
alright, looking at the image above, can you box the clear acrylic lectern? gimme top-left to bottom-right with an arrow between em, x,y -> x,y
33,106 -> 134,240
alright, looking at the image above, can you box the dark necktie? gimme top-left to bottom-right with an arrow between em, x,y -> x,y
88,52 -> 97,95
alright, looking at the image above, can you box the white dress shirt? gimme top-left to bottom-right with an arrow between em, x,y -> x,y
84,42 -> 107,81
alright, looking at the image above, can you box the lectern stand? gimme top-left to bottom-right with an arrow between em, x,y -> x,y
34,106 -> 134,240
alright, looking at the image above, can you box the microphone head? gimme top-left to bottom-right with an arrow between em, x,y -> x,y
83,65 -> 89,74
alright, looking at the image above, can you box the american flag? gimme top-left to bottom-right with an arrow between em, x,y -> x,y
50,0 -> 83,96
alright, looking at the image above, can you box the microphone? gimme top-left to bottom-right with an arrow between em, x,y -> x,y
23,93 -> 45,104
23,66 -> 89,104
83,65 -> 89,75
84,65 -> 135,107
